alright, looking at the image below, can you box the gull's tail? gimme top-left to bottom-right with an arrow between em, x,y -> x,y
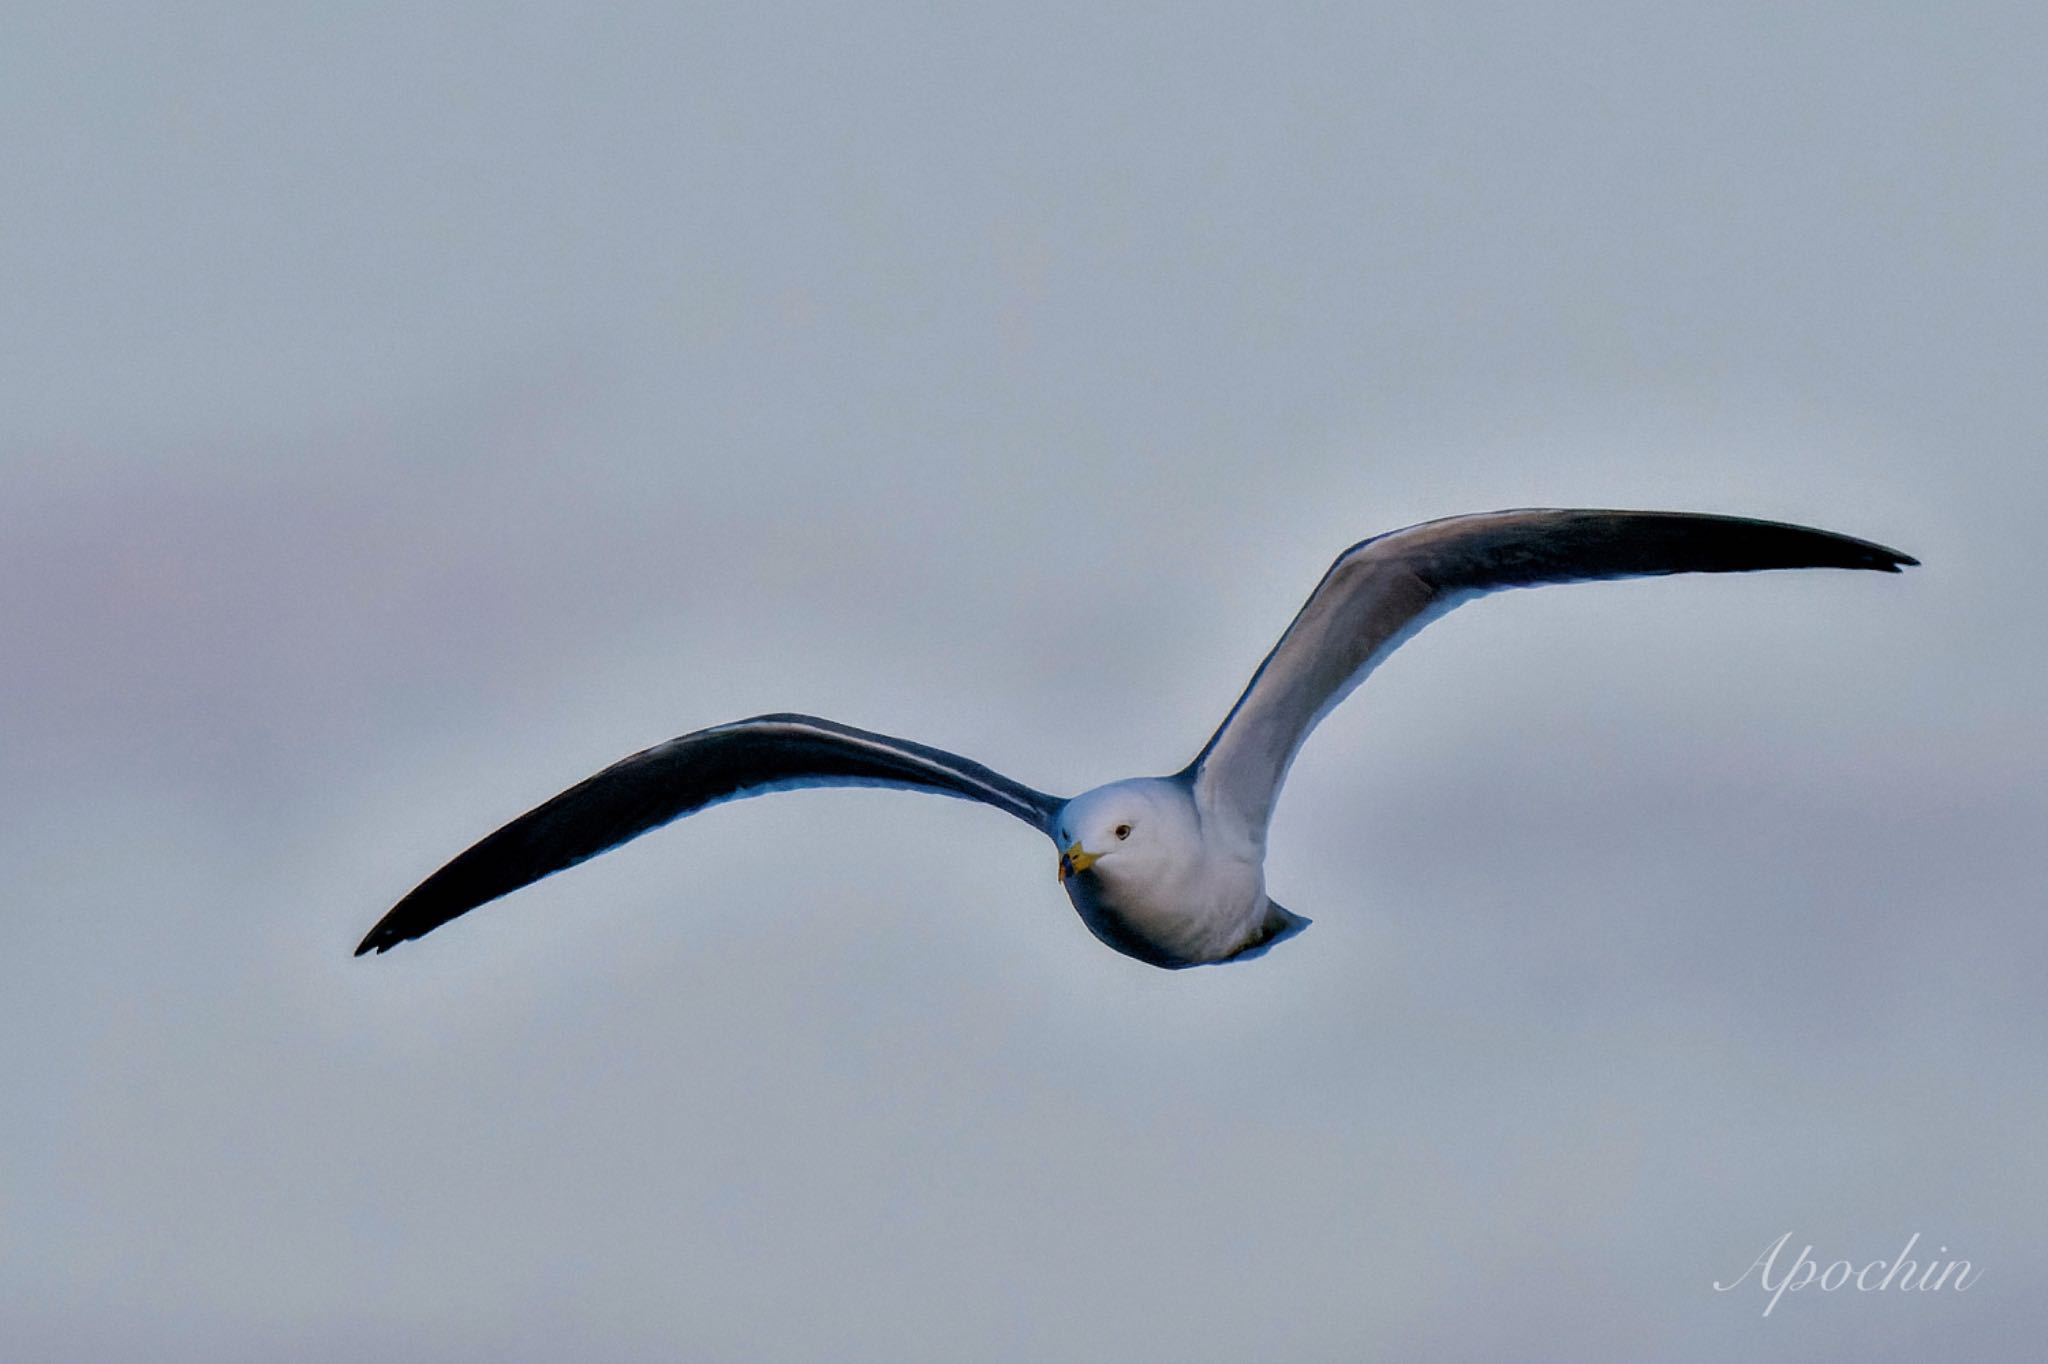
1224,899 -> 1313,964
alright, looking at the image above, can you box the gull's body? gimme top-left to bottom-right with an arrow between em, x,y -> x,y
358,509 -> 1915,969
1054,777 -> 1283,969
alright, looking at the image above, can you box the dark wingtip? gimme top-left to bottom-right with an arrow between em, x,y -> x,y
1793,526 -> 1915,573
353,917 -> 403,957
1795,526 -> 1916,574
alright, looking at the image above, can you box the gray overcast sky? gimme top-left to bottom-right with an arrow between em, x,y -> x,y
3,3 -> 2042,1360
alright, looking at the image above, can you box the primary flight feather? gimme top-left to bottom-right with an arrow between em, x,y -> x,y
358,509 -> 1914,968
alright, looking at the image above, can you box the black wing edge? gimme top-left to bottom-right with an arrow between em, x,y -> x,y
355,713 -> 1064,956
1408,509 -> 1919,589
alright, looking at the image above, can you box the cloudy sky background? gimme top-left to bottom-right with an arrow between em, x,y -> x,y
4,3 -> 2043,1359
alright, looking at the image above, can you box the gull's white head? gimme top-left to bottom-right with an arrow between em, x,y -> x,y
1054,778 -> 1191,889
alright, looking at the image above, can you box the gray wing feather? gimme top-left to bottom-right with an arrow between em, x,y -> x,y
357,713 -> 1064,955
1187,509 -> 1915,837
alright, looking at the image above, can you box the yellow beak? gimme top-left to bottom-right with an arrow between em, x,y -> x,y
1058,842 -> 1099,882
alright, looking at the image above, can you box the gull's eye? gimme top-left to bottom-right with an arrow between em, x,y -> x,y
1114,824 -> 1131,840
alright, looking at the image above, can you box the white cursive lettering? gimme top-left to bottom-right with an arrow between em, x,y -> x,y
1715,1232 -> 1980,1316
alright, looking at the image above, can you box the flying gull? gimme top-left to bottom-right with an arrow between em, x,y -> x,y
357,509 -> 1915,968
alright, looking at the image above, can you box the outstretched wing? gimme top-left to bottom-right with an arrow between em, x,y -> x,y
357,713 -> 1064,955
1187,509 -> 1915,838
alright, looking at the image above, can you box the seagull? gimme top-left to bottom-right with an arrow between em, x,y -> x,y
357,509 -> 1914,969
